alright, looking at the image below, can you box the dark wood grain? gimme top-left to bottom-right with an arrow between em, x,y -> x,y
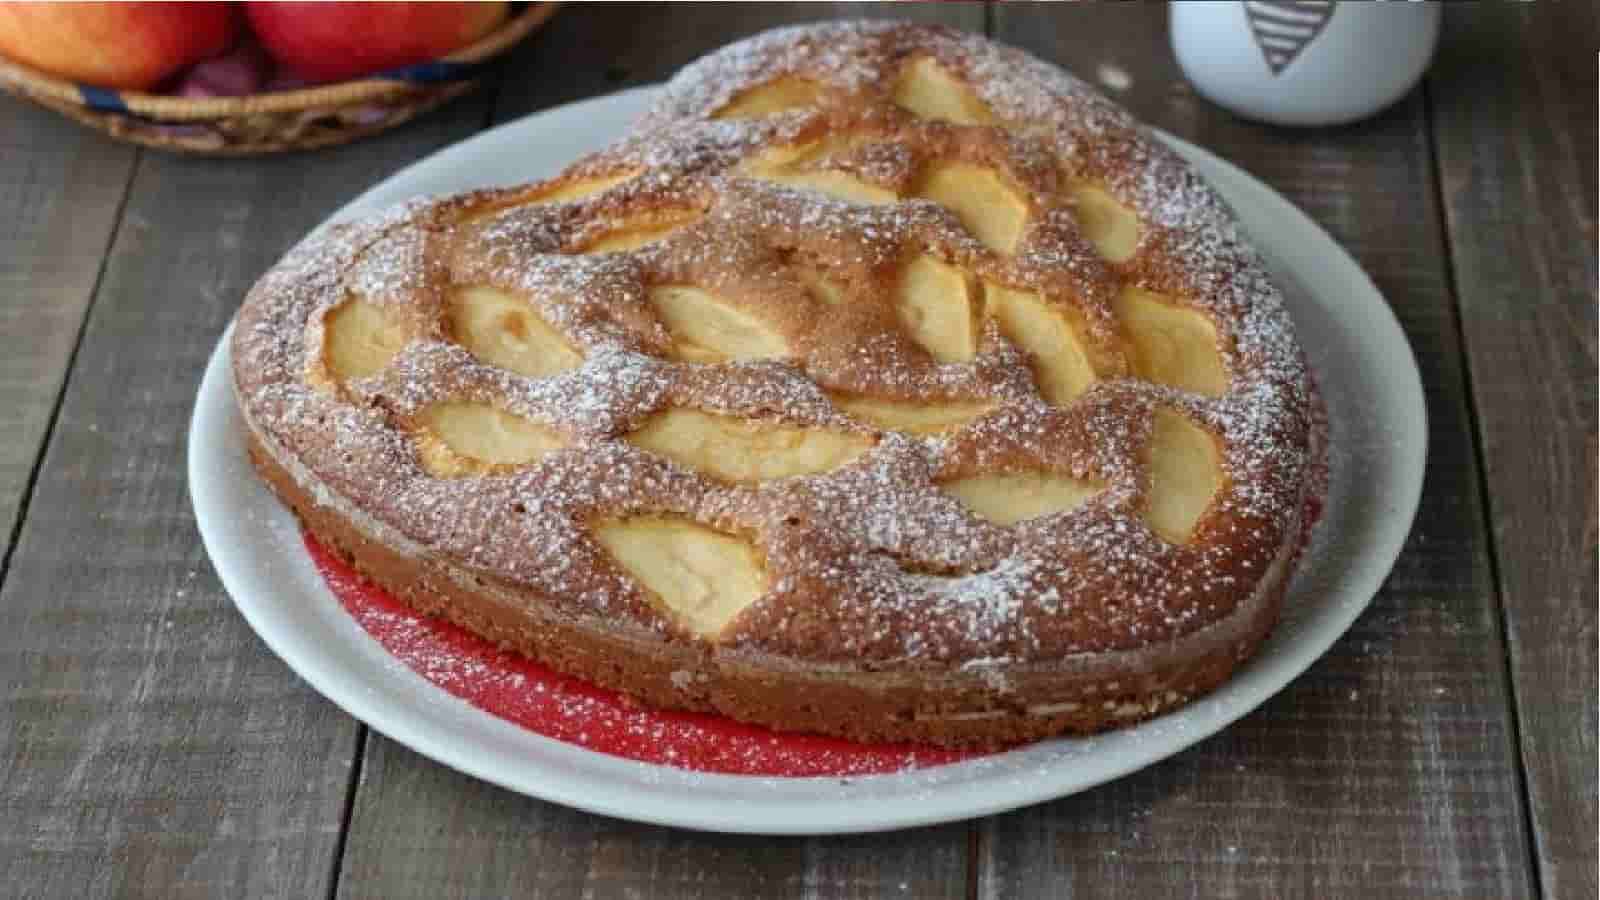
339,738 -> 969,900
0,97 -> 489,898
335,5 -> 985,899
1429,5 -> 1599,898
0,97 -> 136,572
985,6 -> 1535,897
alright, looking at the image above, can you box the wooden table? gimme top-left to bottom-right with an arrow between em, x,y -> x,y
1,4 -> 1593,897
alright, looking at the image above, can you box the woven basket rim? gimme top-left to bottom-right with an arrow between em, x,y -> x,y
0,2 -> 556,121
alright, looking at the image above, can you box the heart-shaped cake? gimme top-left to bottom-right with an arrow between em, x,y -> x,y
233,22 -> 1317,746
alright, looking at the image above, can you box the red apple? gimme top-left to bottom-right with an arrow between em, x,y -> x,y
0,2 -> 238,91
245,2 -> 507,84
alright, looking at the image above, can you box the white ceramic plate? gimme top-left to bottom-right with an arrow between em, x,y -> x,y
190,86 -> 1425,834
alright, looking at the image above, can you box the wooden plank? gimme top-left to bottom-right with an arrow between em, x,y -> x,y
0,96 -> 490,898
0,97 -> 136,572
337,5 -> 984,899
1429,5 -> 1598,898
341,738 -> 970,900
984,6 -> 1536,897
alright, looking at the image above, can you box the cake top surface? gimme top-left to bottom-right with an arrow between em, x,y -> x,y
233,22 -> 1312,668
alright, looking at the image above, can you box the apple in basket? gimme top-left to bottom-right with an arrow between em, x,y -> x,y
246,2 -> 508,84
0,2 -> 239,90
0,1 -> 508,96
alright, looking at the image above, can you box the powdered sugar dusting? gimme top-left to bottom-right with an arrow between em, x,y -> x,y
234,23 -> 1316,682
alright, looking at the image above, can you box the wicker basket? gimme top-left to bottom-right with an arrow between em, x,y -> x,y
0,3 -> 558,155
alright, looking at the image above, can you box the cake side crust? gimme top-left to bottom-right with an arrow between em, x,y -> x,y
247,422 -> 1296,747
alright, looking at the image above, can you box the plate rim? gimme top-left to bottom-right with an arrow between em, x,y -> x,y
190,85 -> 1427,834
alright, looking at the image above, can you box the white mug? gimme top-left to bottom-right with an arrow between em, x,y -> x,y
1171,1 -> 1441,127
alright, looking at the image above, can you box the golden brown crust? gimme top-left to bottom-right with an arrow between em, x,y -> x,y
247,425 -> 1293,747
231,23 -> 1317,744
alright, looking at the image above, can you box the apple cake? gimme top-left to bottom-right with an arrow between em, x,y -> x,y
233,22 -> 1318,746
